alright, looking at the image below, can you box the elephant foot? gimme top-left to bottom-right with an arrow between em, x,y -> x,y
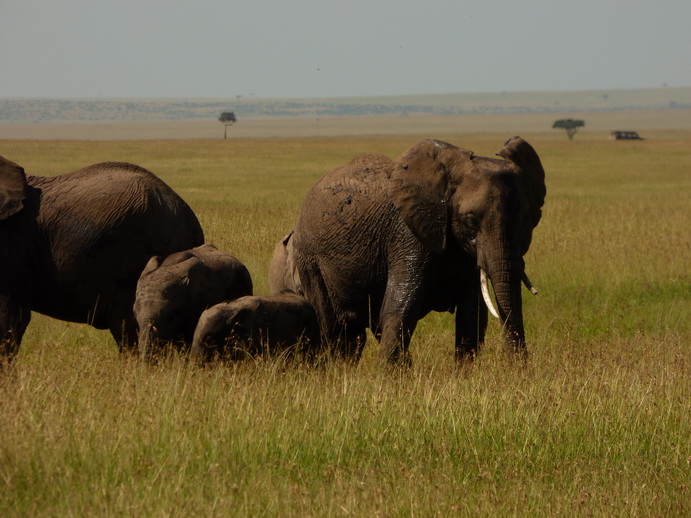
0,335 -> 21,369
507,344 -> 529,364
455,347 -> 477,363
377,342 -> 412,367
455,337 -> 481,362
504,333 -> 529,363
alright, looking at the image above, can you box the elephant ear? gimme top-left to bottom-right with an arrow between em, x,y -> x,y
0,156 -> 28,221
140,256 -> 163,278
389,140 -> 467,255
497,137 -> 546,251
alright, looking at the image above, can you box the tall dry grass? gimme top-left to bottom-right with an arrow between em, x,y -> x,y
0,131 -> 689,516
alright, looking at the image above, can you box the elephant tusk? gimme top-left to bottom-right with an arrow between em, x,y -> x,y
480,269 -> 500,319
521,272 -> 538,295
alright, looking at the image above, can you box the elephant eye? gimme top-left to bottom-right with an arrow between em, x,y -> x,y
461,214 -> 479,247
463,214 -> 479,231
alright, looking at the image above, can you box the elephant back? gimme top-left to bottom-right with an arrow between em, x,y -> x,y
295,152 -> 394,247
33,163 -> 200,233
29,162 -> 204,328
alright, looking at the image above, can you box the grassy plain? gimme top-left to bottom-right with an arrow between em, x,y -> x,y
0,119 -> 689,515
2,108 -> 691,140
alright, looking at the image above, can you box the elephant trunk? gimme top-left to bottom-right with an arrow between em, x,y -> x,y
138,322 -> 158,360
484,249 -> 527,357
188,338 -> 210,363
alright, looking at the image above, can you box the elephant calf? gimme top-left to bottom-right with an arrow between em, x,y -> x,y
189,291 -> 321,362
134,244 -> 253,358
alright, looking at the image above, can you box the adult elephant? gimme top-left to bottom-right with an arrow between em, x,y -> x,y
270,137 -> 545,364
0,156 -> 204,361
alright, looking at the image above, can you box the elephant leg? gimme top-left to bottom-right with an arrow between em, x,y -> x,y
109,318 -> 138,353
378,315 -> 415,366
107,285 -> 140,353
377,266 -> 428,365
378,293 -> 418,366
313,305 -> 364,362
108,304 -> 139,354
335,314 -> 367,362
296,259 -> 353,359
0,301 -> 31,366
455,276 -> 483,360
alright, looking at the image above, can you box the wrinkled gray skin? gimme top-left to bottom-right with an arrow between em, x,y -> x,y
0,156 -> 204,361
189,291 -> 321,362
134,243 -> 253,358
271,137 -> 546,364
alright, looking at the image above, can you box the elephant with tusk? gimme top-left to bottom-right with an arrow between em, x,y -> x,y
481,270 -> 539,319
270,137 -> 546,364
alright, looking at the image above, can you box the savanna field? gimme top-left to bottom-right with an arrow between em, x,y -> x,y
0,120 -> 689,515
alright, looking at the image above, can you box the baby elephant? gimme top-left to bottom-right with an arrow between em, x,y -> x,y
134,243 -> 253,358
190,291 -> 321,362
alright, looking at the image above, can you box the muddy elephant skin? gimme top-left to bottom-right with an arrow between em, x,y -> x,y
272,137 -> 546,364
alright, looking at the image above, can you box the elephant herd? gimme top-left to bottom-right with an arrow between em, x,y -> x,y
0,136 -> 546,366
133,243 -> 321,361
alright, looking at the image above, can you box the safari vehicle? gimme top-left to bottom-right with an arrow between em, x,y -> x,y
610,130 -> 644,140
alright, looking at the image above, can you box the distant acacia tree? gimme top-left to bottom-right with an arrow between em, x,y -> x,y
553,119 -> 585,140
219,111 -> 237,139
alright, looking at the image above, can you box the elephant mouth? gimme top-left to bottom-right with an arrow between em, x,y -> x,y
479,269 -> 538,320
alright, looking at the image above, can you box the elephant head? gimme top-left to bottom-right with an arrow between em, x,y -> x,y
0,157 -> 27,221
135,253 -> 197,354
0,157 -> 30,357
389,137 -> 546,355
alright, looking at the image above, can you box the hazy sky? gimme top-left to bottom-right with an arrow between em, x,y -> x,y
2,0 -> 690,99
